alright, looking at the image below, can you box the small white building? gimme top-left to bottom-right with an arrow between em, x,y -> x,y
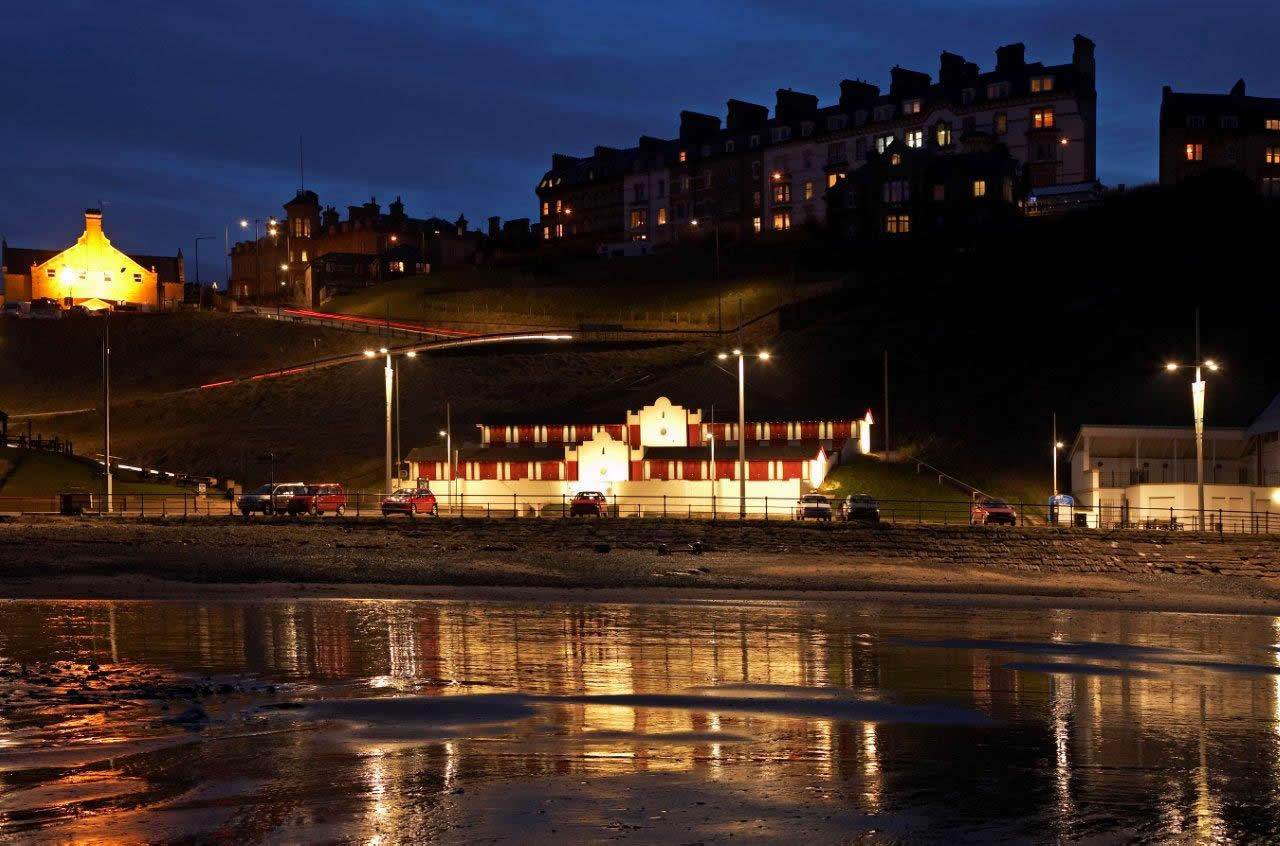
1069,406 -> 1280,530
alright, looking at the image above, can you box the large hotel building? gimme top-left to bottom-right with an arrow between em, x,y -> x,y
536,35 -> 1096,246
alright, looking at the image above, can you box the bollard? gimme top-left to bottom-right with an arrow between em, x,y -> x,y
663,495 -> 667,518
562,494 -> 566,519
765,497 -> 769,521
513,492 -> 517,519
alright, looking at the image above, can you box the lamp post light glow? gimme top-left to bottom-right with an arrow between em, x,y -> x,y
719,347 -> 770,519
1165,308 -> 1219,530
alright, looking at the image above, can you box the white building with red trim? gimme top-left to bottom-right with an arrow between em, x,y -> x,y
405,396 -> 872,509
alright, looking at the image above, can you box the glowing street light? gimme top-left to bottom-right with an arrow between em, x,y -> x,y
239,219 -> 248,228
1164,308 -> 1221,530
718,346 -> 771,519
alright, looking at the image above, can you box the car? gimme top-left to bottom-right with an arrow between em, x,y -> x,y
841,493 -> 881,522
2,301 -> 29,318
237,482 -> 307,515
569,491 -> 608,517
972,497 -> 1017,526
795,493 -> 834,521
382,487 -> 438,517
287,483 -> 347,516
28,298 -> 62,320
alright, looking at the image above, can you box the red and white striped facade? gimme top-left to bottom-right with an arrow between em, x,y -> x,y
406,397 -> 872,496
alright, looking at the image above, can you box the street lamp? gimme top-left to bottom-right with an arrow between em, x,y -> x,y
1165,308 -> 1220,531
717,347 -> 770,518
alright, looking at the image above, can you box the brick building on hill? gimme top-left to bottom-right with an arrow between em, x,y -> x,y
1159,79 -> 1280,196
536,35 -> 1096,250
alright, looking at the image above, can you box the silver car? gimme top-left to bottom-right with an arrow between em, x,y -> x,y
795,493 -> 834,522
238,482 -> 307,515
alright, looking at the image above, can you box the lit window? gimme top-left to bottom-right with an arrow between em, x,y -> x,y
882,180 -> 910,203
932,184 -> 945,201
1266,146 -> 1280,164
827,173 -> 838,188
1268,119 -> 1280,131
905,129 -> 923,148
301,250 -> 307,262
985,81 -> 1009,99
1185,143 -> 1203,161
630,209 -> 647,229
555,224 -> 564,238
543,227 -> 549,240
973,179 -> 987,197
541,202 -> 549,216
679,150 -> 687,163
772,211 -> 791,231
883,213 -> 911,235
657,207 -> 667,225
935,122 -> 952,146
555,200 -> 562,212
804,180 -> 814,201
752,216 -> 762,233
1032,108 -> 1054,129
902,98 -> 922,115
1030,76 -> 1054,93
1186,114 -> 1205,129
773,183 -> 791,203
995,113 -> 1008,135
876,134 -> 894,154
890,152 -> 902,165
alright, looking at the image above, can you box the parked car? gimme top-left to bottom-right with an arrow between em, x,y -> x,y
795,493 -> 834,521
237,482 -> 307,515
841,494 -> 881,522
569,491 -> 608,517
287,483 -> 347,516
382,487 -> 438,517
2,301 -> 29,318
28,298 -> 62,320
972,497 -> 1018,526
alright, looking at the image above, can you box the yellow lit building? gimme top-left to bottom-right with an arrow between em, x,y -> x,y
1,209 -> 184,308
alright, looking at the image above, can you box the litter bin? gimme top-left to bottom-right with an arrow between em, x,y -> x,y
1073,513 -> 1088,528
59,491 -> 93,516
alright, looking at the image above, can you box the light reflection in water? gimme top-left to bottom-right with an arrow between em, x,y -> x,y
0,599 -> 1279,842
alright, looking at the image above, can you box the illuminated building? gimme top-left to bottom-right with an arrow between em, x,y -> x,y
1,209 -> 184,308
1160,79 -> 1280,194
536,36 -> 1096,247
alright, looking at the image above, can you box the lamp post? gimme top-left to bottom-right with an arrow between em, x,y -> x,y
717,349 -> 770,519
1165,308 -> 1219,531
366,347 -> 418,495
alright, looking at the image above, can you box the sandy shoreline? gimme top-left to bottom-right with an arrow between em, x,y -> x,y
3,516 -> 1280,615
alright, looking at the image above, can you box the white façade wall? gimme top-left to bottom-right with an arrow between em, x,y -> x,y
573,430 -> 630,485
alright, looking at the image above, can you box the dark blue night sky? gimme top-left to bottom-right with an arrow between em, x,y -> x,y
2,1 -> 1272,283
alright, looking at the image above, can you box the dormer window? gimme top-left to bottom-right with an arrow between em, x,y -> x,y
1029,75 -> 1054,93
826,114 -> 848,131
749,134 -> 760,149
770,126 -> 792,142
873,104 -> 894,122
902,99 -> 922,115
678,150 -> 687,162
1266,119 -> 1280,131
986,81 -> 1010,99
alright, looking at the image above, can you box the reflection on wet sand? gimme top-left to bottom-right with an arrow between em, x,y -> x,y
1,599 -> 1280,841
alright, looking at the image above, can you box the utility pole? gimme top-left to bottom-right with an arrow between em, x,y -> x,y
101,312 -> 111,513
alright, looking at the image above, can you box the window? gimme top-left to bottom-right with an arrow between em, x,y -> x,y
827,142 -> 847,164
103,271 -> 111,281
772,211 -> 791,230
773,183 -> 791,203
882,180 -> 910,203
301,250 -> 307,262
752,191 -> 762,209
804,180 -> 814,201
555,200 -> 562,212
680,175 -> 691,193
632,183 -> 646,202
826,114 -> 848,131
1186,114 -> 1205,129
873,104 -> 894,122
630,209 -> 647,229
1003,178 -> 1013,203
935,122 -> 952,146
133,273 -> 142,283
961,88 -> 975,105
932,184 -> 945,201
78,270 -> 86,280
541,202 -> 549,216
994,112 -> 1007,135
770,126 -> 792,142
657,207 -> 667,225
1219,115 -> 1238,129
555,223 -> 564,238
883,213 -> 911,235
986,81 -> 1009,99
752,216 -> 762,232
725,140 -> 736,153
905,129 -> 923,148
679,150 -> 687,163
855,138 -> 867,161
543,227 -> 550,240
1264,177 -> 1280,197
972,179 -> 987,197
45,267 -> 55,278
1185,143 -> 1203,161
827,173 -> 839,188
890,152 -> 902,165
1268,119 -> 1280,131
1030,75 -> 1054,93
876,134 -> 894,154
749,134 -> 760,149
751,161 -> 761,179
801,121 -> 814,137
1266,146 -> 1280,164
1032,108 -> 1054,129
657,179 -> 665,197
902,98 -> 922,115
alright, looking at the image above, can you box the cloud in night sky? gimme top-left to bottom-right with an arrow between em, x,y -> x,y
1,0 -> 1274,283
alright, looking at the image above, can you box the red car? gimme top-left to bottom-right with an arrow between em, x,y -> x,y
972,497 -> 1017,526
569,491 -> 608,517
287,483 -> 347,516
382,487 -> 438,517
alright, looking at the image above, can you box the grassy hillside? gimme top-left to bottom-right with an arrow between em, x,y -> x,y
0,449 -> 176,496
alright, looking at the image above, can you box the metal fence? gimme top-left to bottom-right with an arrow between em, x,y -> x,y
4,491 -> 1279,535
